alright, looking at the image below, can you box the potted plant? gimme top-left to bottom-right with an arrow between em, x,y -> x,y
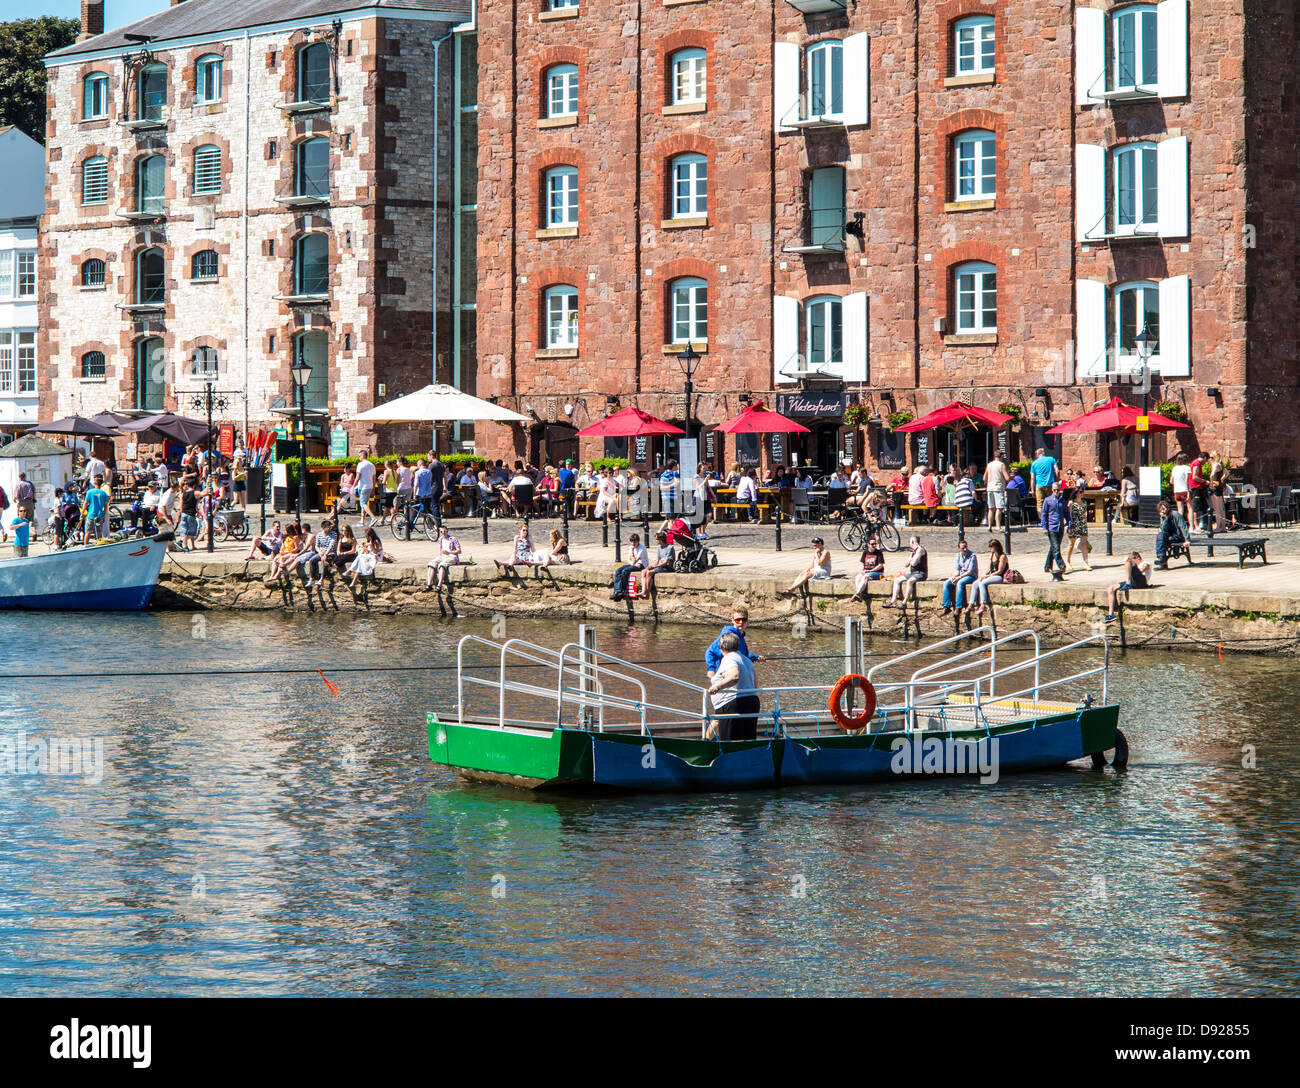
997,401 -> 1023,423
1154,399 -> 1185,421
886,410 -> 915,430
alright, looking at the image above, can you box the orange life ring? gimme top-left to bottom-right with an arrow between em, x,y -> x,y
830,674 -> 877,731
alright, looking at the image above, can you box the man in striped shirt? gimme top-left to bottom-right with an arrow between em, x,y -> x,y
954,464 -> 978,528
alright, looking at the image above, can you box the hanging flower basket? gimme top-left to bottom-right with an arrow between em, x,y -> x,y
1153,400 -> 1185,421
886,410 -> 915,430
842,404 -> 870,426
996,402 -> 1022,422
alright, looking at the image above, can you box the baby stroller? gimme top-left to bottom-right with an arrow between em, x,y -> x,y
664,517 -> 717,573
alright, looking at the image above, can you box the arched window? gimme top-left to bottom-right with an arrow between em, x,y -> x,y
81,351 -> 106,380
294,234 -> 329,295
293,330 -> 329,410
295,137 -> 330,198
544,165 -> 578,228
670,153 -> 707,219
196,54 -> 223,103
135,337 -> 165,410
137,64 -> 167,120
81,157 -> 108,205
193,145 -> 222,195
805,296 -> 843,367
298,42 -> 331,103
953,261 -> 996,334
81,258 -> 106,287
953,15 -> 995,76
190,346 -> 218,377
953,130 -> 995,201
135,247 -> 165,305
806,40 -> 843,119
1113,281 -> 1159,359
1112,4 -> 1158,91
669,277 -> 707,344
137,155 -> 165,214
1112,142 -> 1158,232
545,64 -> 578,118
191,250 -> 218,280
544,285 -> 578,348
669,48 -> 706,106
83,73 -> 109,120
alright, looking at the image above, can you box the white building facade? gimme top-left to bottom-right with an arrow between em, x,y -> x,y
0,127 -> 46,439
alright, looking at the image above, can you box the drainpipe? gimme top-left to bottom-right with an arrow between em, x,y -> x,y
432,24 -> 456,391
242,26 -> 251,442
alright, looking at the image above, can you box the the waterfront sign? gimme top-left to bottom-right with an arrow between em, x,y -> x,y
776,391 -> 848,419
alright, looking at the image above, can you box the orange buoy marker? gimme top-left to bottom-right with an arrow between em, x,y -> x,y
1218,642 -> 1224,661
830,674 -> 877,731
318,669 -> 340,696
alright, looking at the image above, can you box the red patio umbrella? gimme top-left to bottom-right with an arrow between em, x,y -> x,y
894,400 -> 1013,432
1046,395 -> 1190,435
712,401 -> 810,434
575,406 -> 684,437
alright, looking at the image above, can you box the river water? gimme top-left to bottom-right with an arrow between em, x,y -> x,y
0,610 -> 1296,997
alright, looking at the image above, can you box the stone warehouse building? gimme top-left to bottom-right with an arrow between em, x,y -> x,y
40,0 -> 477,453
475,1 -> 1297,481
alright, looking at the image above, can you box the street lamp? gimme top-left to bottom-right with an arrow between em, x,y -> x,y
290,354 -> 313,522
188,355 -> 230,554
675,341 -> 702,455
1134,323 -> 1157,463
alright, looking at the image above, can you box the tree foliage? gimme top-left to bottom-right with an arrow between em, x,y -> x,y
0,18 -> 80,143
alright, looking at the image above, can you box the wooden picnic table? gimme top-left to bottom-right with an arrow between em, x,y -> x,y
713,487 -> 783,522
1079,488 -> 1119,525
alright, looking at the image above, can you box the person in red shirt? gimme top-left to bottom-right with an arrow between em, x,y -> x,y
1188,453 -> 1209,532
921,467 -> 940,522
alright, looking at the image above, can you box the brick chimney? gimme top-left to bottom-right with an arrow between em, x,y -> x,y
79,2 -> 104,42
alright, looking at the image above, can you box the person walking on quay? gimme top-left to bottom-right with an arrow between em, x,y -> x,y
939,538 -> 979,615
1040,481 -> 1068,581
885,535 -> 928,608
705,604 -> 766,682
705,631 -> 761,742
428,449 -> 446,529
1170,452 -> 1192,527
1063,487 -> 1093,571
8,506 -> 31,558
1030,447 -> 1060,509
14,472 -> 36,525
780,536 -> 832,596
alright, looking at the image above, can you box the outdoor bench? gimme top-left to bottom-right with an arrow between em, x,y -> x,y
1165,536 -> 1268,568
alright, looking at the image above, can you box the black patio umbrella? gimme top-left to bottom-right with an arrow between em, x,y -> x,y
35,415 -> 121,438
88,410 -> 133,429
117,413 -> 212,446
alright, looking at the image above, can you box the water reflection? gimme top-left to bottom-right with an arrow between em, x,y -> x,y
0,612 -> 1295,995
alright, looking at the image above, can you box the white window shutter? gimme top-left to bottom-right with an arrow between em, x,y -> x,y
1157,0 -> 1189,98
1076,143 -> 1106,240
773,294 -> 799,384
842,33 -> 870,128
1075,7 -> 1105,106
842,292 -> 868,383
1156,135 -> 1189,238
774,42 -> 800,132
1157,275 -> 1191,377
1076,279 -> 1107,380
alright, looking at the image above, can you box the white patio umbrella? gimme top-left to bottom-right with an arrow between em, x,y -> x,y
351,383 -> 530,424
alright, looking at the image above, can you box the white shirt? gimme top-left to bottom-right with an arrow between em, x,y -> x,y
710,651 -> 756,710
908,471 -> 925,504
628,542 -> 648,568
736,476 -> 758,503
985,459 -> 1007,490
141,489 -> 160,510
86,458 -> 106,480
159,487 -> 175,512
1171,464 -> 1191,492
355,459 -> 375,490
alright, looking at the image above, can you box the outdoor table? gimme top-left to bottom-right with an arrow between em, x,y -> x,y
1080,488 -> 1119,525
713,487 -> 780,522
1244,492 -> 1272,527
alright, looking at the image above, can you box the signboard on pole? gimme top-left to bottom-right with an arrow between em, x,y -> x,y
330,427 -> 349,459
770,432 -> 785,467
218,424 -> 235,457
634,435 -> 649,464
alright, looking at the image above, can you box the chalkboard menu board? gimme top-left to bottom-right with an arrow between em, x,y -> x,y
604,436 -> 628,460
634,435 -> 648,464
736,433 -> 760,467
843,431 -> 854,463
704,430 -> 716,462
914,433 -> 930,466
997,427 -> 1009,463
877,427 -> 906,469
770,432 -> 785,467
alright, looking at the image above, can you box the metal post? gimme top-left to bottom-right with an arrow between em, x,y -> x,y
480,496 -> 489,544
774,502 -> 782,551
602,516 -> 609,549
613,507 -> 622,562
1003,515 -> 1011,556
296,383 -> 308,523
205,383 -> 215,553
844,616 -> 863,677
1106,513 -> 1113,557
684,376 -> 693,460
561,487 -> 570,540
579,623 -> 597,729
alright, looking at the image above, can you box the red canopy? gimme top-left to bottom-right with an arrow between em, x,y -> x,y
712,401 -> 810,434
575,406 -> 684,438
894,401 -> 1013,432
1046,396 -> 1190,435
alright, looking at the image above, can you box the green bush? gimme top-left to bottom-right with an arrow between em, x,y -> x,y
593,457 -> 630,471
1011,460 -> 1031,486
887,410 -> 915,430
1159,461 -> 1174,496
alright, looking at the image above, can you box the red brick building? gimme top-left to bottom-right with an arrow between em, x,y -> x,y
475,1 -> 1297,482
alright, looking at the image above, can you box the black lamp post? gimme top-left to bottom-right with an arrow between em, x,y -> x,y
1134,323 -> 1156,464
675,341 -> 702,459
189,365 -> 229,554
291,355 -> 313,521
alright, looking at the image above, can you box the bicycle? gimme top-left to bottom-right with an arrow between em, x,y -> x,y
389,499 -> 439,542
837,512 -> 901,553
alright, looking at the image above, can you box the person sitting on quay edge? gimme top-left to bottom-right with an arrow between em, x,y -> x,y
705,631 -> 761,742
885,535 -> 928,609
1154,500 -> 1189,570
426,523 -> 462,591
268,523 -> 302,583
969,538 -> 1010,618
334,524 -> 359,575
645,529 -> 675,593
705,603 -> 766,682
780,536 -> 832,597
247,520 -> 284,561
611,531 -> 648,601
939,538 -> 980,616
494,521 -> 536,572
852,534 -> 886,602
1104,551 -> 1152,622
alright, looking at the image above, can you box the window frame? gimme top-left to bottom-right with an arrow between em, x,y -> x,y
953,129 -> 996,202
297,42 -> 332,104
294,330 -> 330,410
190,346 -> 219,378
83,73 -> 110,120
82,156 -> 109,205
1111,3 -> 1158,92
191,250 -> 219,281
806,39 -> 844,120
81,258 -> 107,288
669,276 -> 708,345
136,247 -> 165,305
547,0 -> 579,9
545,64 -> 579,118
1112,280 -> 1160,363
670,48 -> 706,107
544,165 -> 579,229
81,350 -> 107,380
294,233 -> 330,296
953,15 -> 995,76
137,63 -> 168,121
1111,141 -> 1158,233
670,153 -> 707,219
14,251 -> 36,300
953,260 -> 997,334
544,285 -> 579,349
295,137 -> 330,198
808,165 -> 846,248
137,155 -> 166,214
196,54 -> 224,104
135,336 -> 165,411
193,145 -> 222,196
805,295 -> 843,370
